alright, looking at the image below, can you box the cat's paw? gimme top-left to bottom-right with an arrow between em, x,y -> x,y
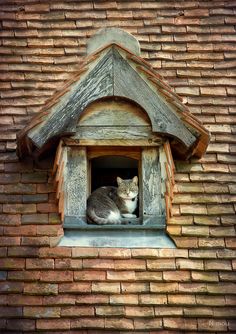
122,213 -> 137,218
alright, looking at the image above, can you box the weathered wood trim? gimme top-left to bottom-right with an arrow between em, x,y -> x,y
159,141 -> 176,223
74,126 -> 162,143
164,141 -> 176,174
87,27 -> 141,56
58,144 -> 169,229
141,147 -> 163,217
87,147 -> 141,161
26,46 -> 198,156
113,48 -> 197,148
159,145 -> 168,215
78,99 -> 150,127
64,147 -> 87,218
58,189 -> 65,222
28,48 -> 114,149
56,162 -> 64,200
58,147 -> 68,220
64,138 -> 162,147
52,140 -> 63,175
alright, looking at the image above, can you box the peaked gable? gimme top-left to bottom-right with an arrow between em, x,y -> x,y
17,29 -> 209,160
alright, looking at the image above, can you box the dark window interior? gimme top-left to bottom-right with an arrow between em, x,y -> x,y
91,156 -> 139,218
91,156 -> 138,191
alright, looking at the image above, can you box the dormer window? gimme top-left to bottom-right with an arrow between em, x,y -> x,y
51,97 -> 174,247
16,28 -> 210,248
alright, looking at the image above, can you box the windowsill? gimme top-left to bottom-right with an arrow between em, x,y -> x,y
58,215 -> 176,248
58,229 -> 175,248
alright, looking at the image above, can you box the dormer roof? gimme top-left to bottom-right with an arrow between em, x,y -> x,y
17,28 -> 209,160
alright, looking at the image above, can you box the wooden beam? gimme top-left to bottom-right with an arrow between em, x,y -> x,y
141,147 -> 162,217
64,147 -> 87,218
74,125 -> 162,142
78,99 -> 150,127
64,138 -> 162,147
113,48 -> 197,148
87,147 -> 141,160
28,48 -> 114,149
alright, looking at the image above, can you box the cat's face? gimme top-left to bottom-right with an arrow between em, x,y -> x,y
117,176 -> 138,200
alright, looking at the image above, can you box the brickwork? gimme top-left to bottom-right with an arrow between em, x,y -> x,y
0,1 -> 236,333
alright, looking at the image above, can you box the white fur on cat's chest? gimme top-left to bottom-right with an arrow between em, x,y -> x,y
124,197 -> 137,213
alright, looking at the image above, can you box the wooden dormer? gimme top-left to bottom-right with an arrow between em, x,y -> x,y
17,28 -> 209,161
17,28 -> 210,247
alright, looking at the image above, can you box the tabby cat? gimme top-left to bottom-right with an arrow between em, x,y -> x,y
87,176 -> 138,225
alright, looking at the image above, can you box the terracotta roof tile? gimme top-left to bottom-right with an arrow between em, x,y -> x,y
0,1 -> 235,332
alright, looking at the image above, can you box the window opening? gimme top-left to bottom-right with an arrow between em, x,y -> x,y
90,155 -> 139,220
91,156 -> 138,190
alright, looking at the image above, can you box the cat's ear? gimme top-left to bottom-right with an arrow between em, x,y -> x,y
117,176 -> 123,185
132,176 -> 138,185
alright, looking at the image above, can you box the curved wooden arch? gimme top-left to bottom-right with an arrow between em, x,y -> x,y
78,97 -> 151,127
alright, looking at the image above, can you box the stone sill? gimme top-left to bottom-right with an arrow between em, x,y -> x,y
58,228 -> 176,248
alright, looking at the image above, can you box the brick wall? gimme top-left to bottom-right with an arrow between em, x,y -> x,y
0,1 -> 236,333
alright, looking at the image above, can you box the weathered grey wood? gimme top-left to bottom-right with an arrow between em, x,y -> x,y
67,138 -> 161,147
143,215 -> 165,226
28,48 -> 114,148
74,126 -> 158,140
113,48 -> 196,148
55,146 -> 67,220
141,147 -> 163,217
159,145 -> 168,215
28,46 -> 197,153
78,100 -> 149,127
159,142 -> 176,219
87,27 -> 141,56
65,147 -> 87,218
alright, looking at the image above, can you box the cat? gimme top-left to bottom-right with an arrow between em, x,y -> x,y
87,176 -> 138,225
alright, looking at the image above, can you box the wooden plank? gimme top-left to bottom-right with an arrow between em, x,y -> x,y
78,99 -> 150,127
65,147 -> 87,218
56,162 -> 64,200
87,158 -> 92,195
58,190 -> 65,221
87,147 -> 141,160
87,27 -> 141,56
52,140 -> 63,175
64,138 -> 162,147
159,145 -> 168,215
159,142 -> 175,219
55,160 -> 63,191
113,48 -> 197,148
74,126 -> 159,141
56,150 -> 67,200
55,146 -> 67,186
165,162 -> 172,187
56,148 -> 67,220
28,48 -> 114,149
165,194 -> 171,223
141,147 -> 163,217
164,140 -> 175,173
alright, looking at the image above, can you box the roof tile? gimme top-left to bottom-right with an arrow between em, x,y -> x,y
0,1 -> 235,331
